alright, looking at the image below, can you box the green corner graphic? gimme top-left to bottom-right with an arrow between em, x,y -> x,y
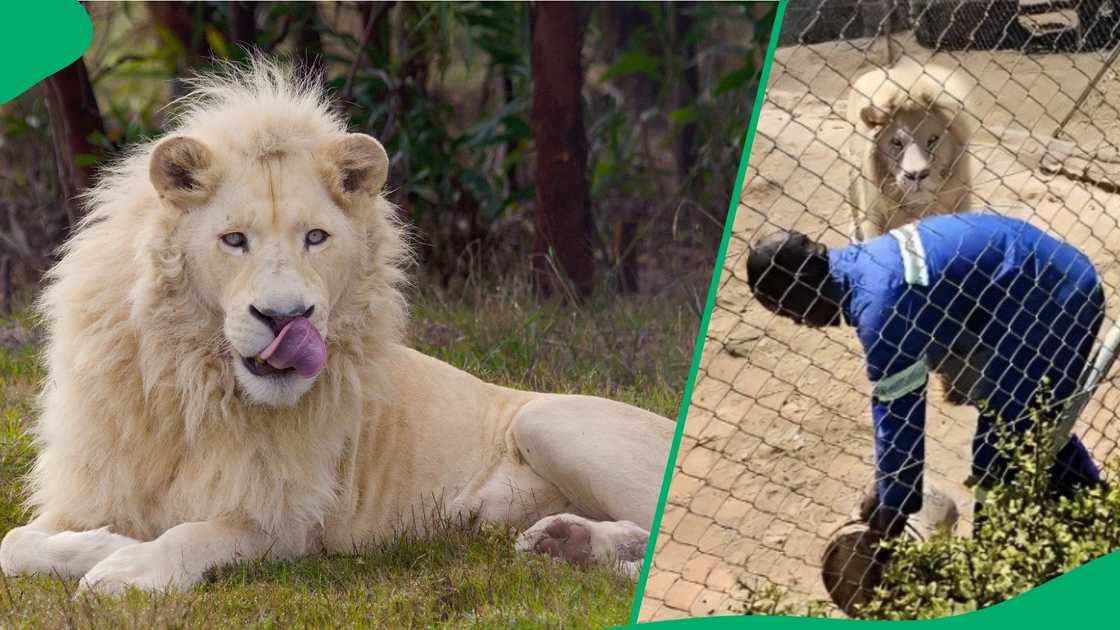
0,1 -> 92,104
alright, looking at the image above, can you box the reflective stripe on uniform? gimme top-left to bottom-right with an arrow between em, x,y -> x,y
889,223 -> 930,286
872,359 -> 928,401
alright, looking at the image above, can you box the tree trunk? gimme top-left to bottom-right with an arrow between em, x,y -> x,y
394,2 -> 426,115
0,256 -> 11,315
147,1 -> 217,98
599,2 -> 659,112
611,217 -> 640,293
293,3 -> 323,74
672,1 -> 699,185
42,58 -> 105,226
147,1 -> 214,60
229,2 -> 258,51
529,1 -> 594,299
598,3 -> 663,294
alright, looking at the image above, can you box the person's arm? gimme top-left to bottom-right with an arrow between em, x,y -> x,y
859,298 -> 931,529
870,384 -> 926,518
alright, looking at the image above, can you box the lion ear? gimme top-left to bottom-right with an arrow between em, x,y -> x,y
149,136 -> 221,210
932,102 -> 972,135
321,134 -> 389,209
860,104 -> 891,128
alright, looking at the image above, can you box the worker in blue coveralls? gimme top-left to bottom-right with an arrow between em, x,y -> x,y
745,212 -> 1106,539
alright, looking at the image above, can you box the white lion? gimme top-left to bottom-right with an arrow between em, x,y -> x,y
845,59 -> 976,241
0,60 -> 673,593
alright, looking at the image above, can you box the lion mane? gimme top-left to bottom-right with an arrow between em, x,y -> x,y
29,61 -> 409,545
845,59 -> 976,241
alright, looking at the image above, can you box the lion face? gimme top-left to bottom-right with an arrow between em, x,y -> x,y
148,133 -> 389,407
872,108 -> 962,207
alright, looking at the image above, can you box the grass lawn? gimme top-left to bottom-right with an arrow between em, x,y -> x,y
0,282 -> 694,628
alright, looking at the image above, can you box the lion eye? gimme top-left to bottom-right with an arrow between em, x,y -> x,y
220,232 -> 248,250
305,229 -> 330,247
928,134 -> 940,147
890,137 -> 904,149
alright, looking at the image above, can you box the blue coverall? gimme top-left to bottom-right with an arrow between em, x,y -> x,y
828,213 -> 1105,515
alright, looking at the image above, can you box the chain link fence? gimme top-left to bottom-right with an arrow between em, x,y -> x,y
640,0 -> 1120,621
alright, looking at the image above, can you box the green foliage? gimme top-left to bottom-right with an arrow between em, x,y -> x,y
728,581 -> 832,617
586,0 -> 777,264
858,383 -> 1120,620
55,2 -> 773,288
322,2 -> 534,275
603,51 -> 661,82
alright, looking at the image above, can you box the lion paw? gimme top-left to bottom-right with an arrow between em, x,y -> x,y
78,542 -> 187,594
516,513 -> 648,577
1,525 -> 140,579
526,518 -> 594,566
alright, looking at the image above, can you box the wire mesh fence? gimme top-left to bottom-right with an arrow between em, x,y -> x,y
640,0 -> 1120,621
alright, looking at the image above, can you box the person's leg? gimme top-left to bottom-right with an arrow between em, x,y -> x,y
972,498 -> 989,529
969,402 -> 1015,488
968,409 -> 1005,534
969,282 -> 1105,531
1044,284 -> 1106,497
1049,434 -> 1103,497
967,354 -> 1049,531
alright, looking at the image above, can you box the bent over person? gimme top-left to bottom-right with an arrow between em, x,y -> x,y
745,213 -> 1105,538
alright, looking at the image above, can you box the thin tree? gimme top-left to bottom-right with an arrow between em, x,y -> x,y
42,58 -> 105,227
672,1 -> 700,185
229,2 -> 258,52
147,2 -> 218,99
147,2 -> 215,62
292,3 -> 324,74
598,2 -> 662,294
528,1 -> 594,298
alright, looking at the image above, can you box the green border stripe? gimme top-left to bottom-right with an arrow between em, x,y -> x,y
626,1 -> 788,624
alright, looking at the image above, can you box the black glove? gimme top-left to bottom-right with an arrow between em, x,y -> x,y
867,505 -> 908,539
858,484 -> 909,539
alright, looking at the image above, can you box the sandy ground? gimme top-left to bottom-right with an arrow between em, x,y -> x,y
640,32 -> 1120,621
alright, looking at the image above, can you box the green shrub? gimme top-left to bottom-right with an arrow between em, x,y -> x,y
859,384 -> 1120,620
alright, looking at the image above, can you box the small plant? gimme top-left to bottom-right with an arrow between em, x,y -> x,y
727,579 -> 833,617
858,382 -> 1120,620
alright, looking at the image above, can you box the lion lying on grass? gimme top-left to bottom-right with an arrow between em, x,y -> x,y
0,60 -> 672,593
846,59 -> 975,241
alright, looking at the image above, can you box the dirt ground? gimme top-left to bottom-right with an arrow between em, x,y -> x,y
640,32 -> 1120,621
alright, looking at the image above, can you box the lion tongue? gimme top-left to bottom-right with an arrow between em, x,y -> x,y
257,317 -> 326,379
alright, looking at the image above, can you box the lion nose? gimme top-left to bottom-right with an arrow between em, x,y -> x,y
249,304 -> 315,335
903,168 -> 930,182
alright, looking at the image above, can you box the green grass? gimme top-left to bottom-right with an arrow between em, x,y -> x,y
0,283 -> 693,628
407,285 -> 691,419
